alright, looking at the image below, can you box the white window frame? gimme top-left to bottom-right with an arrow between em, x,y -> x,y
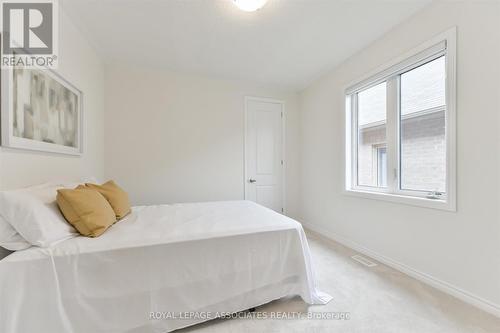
344,27 -> 456,211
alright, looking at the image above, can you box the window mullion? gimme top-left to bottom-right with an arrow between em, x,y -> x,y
385,77 -> 399,193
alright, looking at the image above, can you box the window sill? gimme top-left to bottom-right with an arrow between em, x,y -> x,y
343,189 -> 456,212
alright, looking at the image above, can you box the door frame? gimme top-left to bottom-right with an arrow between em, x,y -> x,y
244,96 -> 286,214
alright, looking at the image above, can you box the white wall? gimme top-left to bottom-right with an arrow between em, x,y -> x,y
299,1 -> 500,313
104,65 -> 301,219
0,10 -> 105,190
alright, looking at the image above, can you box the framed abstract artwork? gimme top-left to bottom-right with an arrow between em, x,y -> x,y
1,64 -> 83,155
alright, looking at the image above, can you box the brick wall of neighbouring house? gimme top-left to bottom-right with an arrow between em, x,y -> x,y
358,111 -> 446,192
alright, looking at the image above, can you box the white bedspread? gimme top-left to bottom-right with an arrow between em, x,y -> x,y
0,201 -> 331,333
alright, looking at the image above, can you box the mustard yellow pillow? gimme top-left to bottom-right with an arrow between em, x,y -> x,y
85,180 -> 131,219
57,186 -> 117,237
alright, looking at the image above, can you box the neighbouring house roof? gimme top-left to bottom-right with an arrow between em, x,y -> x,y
359,106 -> 445,130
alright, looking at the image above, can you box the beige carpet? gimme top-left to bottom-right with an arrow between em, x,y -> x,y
179,231 -> 500,333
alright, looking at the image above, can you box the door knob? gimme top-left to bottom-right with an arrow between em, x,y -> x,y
249,178 -> 256,183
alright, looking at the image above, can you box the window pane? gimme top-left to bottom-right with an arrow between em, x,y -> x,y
401,56 -> 445,114
357,82 -> 387,187
400,56 -> 446,193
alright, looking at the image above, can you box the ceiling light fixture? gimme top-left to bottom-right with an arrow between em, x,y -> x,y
233,0 -> 268,12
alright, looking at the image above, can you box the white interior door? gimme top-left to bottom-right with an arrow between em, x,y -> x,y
245,97 -> 284,213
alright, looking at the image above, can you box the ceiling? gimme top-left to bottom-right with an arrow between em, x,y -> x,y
61,0 -> 432,90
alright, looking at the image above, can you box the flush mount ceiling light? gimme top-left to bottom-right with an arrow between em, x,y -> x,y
233,0 -> 268,12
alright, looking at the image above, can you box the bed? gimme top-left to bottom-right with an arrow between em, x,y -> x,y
0,200 -> 331,333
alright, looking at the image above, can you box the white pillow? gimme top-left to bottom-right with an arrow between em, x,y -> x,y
0,184 -> 78,248
0,215 -> 31,251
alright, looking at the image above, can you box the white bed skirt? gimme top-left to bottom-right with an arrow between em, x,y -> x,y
0,201 -> 331,333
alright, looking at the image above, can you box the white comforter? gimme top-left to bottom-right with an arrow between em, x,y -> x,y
0,201 -> 331,333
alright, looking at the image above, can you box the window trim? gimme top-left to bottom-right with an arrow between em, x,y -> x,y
344,27 -> 457,212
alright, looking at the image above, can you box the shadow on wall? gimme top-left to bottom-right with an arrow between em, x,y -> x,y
0,247 -> 12,260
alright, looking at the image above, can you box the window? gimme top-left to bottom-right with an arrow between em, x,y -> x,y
345,28 -> 456,210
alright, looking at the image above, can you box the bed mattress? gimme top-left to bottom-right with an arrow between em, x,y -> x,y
0,200 -> 331,333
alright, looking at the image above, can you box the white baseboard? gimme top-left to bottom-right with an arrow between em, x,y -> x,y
302,222 -> 500,318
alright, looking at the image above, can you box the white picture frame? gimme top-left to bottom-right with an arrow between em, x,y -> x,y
1,65 -> 83,156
